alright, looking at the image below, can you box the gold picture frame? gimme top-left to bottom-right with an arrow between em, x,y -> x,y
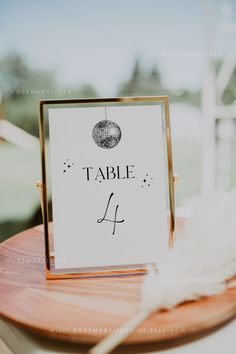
38,96 -> 176,279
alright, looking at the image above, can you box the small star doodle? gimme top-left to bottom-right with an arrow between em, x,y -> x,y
141,173 -> 154,188
63,159 -> 74,173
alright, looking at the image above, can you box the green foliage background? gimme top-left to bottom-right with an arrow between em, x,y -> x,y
0,53 -> 235,241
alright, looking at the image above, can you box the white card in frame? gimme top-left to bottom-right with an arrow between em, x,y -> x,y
38,96 -> 176,279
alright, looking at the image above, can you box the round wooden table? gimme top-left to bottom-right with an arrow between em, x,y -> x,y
0,222 -> 236,345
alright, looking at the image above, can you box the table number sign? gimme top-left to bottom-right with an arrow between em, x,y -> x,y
38,97 -> 175,279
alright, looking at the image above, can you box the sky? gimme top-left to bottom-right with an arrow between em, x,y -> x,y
0,0 -> 236,94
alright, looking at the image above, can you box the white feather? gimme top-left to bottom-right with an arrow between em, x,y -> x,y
142,190 -> 236,312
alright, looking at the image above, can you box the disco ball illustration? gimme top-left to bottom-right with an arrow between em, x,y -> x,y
92,120 -> 122,149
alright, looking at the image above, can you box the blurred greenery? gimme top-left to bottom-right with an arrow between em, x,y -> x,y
0,53 -> 235,242
0,54 -> 98,137
0,143 -> 40,241
118,58 -> 201,106
0,143 -> 40,220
